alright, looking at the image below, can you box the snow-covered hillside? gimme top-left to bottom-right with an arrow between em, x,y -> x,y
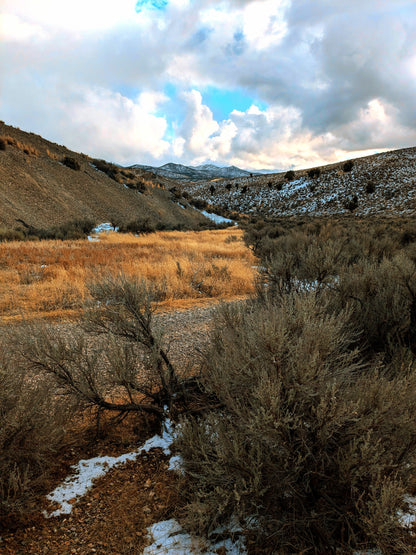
177,147 -> 416,218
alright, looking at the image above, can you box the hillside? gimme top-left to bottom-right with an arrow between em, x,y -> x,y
0,122 -> 209,230
176,147 -> 416,218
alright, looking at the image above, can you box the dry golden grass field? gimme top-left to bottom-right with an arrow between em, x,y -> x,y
0,228 -> 256,322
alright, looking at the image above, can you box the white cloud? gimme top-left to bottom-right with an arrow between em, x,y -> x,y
0,13 -> 47,41
67,88 -> 170,163
1,0 -> 416,169
242,0 -> 289,49
2,0 -> 141,33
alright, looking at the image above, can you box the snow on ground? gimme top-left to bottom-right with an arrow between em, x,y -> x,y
200,210 -> 235,225
44,417 -> 247,552
399,496 -> 416,528
44,420 -> 175,518
143,519 -> 246,555
183,147 -> 416,218
87,222 -> 118,241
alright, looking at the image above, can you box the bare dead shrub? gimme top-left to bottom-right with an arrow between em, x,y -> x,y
177,294 -> 416,553
16,276 -> 201,427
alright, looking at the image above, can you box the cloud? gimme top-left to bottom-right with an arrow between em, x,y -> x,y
1,0 -> 416,169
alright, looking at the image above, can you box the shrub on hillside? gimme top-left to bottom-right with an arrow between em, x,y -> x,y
284,169 -> 295,181
307,167 -> 321,178
189,198 -> 209,210
0,137 -> 6,151
177,293 -> 416,552
62,156 -> 81,171
6,219 -> 96,242
35,219 -> 96,240
169,187 -> 182,200
343,194 -> 358,211
128,179 -> 146,193
0,227 -> 25,242
365,180 -> 376,194
343,160 -> 354,172
117,218 -> 156,235
93,159 -> 120,181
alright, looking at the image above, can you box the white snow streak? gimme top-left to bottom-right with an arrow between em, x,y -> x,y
44,420 -> 175,518
200,210 -> 235,225
143,519 -> 246,554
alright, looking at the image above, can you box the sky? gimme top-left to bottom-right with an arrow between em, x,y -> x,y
1,0 -> 416,170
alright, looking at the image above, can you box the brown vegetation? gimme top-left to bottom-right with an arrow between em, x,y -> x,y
0,228 -> 255,322
176,217 -> 416,553
0,135 -> 40,156
0,345 -> 71,519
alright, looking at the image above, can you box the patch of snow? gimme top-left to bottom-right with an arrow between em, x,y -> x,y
167,455 -> 183,473
143,519 -> 246,554
399,495 -> 416,528
200,210 -> 235,225
87,222 -> 119,242
44,420 -> 175,518
93,222 -> 118,234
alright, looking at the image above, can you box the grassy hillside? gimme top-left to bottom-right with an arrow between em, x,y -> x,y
0,122 -> 209,231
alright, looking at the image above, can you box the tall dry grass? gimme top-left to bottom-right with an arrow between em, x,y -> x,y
0,228 -> 256,322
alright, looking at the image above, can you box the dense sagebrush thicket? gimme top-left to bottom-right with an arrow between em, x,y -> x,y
177,217 -> 416,553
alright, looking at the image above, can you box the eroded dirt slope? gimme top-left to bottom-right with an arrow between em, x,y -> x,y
0,122 -> 207,230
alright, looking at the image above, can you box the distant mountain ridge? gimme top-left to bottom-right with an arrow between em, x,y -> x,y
129,162 -> 279,181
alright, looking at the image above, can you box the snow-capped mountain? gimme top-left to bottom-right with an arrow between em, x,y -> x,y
129,162 -> 279,181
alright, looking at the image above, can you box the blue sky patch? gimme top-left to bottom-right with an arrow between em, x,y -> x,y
135,0 -> 168,13
201,87 -> 268,121
117,84 -> 141,101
